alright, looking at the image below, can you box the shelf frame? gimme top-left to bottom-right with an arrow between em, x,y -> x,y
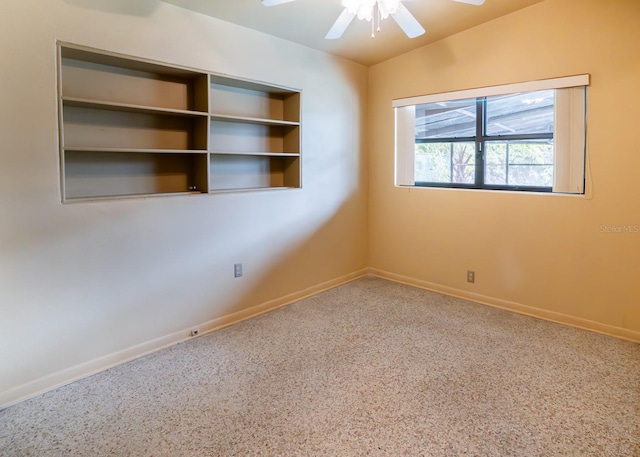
57,42 -> 302,202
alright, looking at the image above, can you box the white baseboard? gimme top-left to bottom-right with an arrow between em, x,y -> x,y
367,268 -> 640,344
0,269 -> 369,410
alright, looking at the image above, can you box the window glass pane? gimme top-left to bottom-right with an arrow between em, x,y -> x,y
485,90 -> 554,136
415,142 -> 475,184
415,98 -> 476,139
485,140 -> 554,187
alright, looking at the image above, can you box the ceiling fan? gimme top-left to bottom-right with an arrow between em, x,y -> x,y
261,0 -> 486,40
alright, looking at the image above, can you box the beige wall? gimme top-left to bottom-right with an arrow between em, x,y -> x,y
369,0 -> 640,340
0,0 -> 368,406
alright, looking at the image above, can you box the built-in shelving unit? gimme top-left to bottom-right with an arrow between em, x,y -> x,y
57,43 -> 301,202
208,75 -> 301,192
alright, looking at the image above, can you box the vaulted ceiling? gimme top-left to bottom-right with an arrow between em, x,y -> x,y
162,0 -> 546,66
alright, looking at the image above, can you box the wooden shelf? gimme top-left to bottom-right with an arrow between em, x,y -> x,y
63,97 -> 208,118
65,191 -> 202,203
64,147 -> 208,154
58,42 -> 302,201
209,113 -> 299,127
209,151 -> 300,157
209,186 -> 295,194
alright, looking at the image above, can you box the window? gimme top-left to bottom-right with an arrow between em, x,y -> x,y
395,75 -> 588,194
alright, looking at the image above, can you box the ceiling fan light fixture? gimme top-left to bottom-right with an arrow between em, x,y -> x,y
342,0 -> 373,20
342,0 -> 400,22
377,0 -> 400,19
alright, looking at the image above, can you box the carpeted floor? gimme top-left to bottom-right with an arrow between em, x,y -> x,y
1,276 -> 639,456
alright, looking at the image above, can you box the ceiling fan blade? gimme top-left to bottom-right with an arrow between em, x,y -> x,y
262,0 -> 297,6
391,3 -> 425,38
451,0 -> 486,5
325,8 -> 356,40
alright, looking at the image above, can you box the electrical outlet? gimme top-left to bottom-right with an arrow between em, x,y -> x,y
234,263 -> 243,278
190,329 -> 199,337
467,270 -> 475,283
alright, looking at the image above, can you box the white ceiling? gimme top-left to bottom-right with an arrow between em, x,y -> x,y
162,0 -> 545,66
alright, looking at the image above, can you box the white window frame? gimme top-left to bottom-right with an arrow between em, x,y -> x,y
394,74 -> 589,193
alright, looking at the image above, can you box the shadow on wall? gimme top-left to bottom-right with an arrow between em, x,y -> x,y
213,192 -> 368,320
62,0 -> 159,16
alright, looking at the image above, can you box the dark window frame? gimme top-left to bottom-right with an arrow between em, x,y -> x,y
414,97 -> 554,193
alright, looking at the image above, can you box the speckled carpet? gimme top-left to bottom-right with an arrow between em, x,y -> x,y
1,276 -> 639,456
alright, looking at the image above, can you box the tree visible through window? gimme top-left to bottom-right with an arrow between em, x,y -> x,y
484,140 -> 554,187
415,142 -> 475,184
